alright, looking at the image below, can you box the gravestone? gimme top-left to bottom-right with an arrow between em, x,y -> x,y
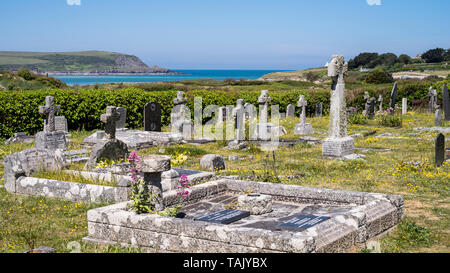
428,86 -> 438,113
144,102 -> 162,132
367,97 -> 376,119
35,96 -> 67,150
85,106 -> 129,169
294,95 -> 314,135
55,116 -> 68,133
116,107 -> 127,129
286,104 -> 295,118
195,209 -> 250,224
442,83 -> 450,121
390,82 -> 398,109
363,91 -> 370,115
254,90 -> 286,140
315,102 -> 323,117
378,95 -> 383,112
277,214 -> 330,231
322,55 -> 355,158
171,91 -> 192,138
435,133 -> 445,167
402,98 -> 408,115
141,155 -> 171,212
435,109 -> 442,126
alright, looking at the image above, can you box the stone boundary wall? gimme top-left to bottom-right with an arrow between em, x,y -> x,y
84,179 -> 404,253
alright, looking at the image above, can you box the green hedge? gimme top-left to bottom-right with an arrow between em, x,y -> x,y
0,88 -> 330,139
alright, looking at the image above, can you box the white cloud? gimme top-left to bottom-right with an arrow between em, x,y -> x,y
67,0 -> 81,6
367,0 -> 382,6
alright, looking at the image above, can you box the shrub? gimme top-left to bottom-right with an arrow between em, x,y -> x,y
17,68 -> 36,81
348,113 -> 368,125
377,113 -> 402,127
365,70 -> 394,84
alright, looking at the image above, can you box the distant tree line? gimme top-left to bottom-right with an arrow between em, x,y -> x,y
348,48 -> 450,69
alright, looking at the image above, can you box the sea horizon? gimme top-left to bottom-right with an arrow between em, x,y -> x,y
52,69 -> 295,85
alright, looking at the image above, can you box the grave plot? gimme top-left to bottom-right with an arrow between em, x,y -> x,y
83,179 -> 404,253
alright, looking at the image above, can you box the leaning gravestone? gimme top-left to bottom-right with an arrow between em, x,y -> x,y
35,96 -> 67,150
322,55 -> 355,158
85,106 -> 129,169
442,83 -> 449,121
116,107 -> 127,129
390,82 -> 398,109
294,95 -> 314,135
286,104 -> 295,118
435,133 -> 445,167
144,102 -> 161,132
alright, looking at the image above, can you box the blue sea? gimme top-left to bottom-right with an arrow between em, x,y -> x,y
52,70 -> 286,85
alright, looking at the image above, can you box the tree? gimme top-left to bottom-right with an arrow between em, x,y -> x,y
365,70 -> 394,84
398,54 -> 412,64
17,68 -> 36,81
445,49 -> 450,61
422,48 -> 445,63
348,53 -> 379,69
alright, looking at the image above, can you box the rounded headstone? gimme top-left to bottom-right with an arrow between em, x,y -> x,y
200,154 -> 226,171
141,155 -> 171,173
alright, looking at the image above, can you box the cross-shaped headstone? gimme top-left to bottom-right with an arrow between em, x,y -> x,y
39,96 -> 61,132
100,106 -> 121,140
297,95 -> 307,124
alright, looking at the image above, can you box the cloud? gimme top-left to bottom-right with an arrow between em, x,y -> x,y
67,0 -> 81,6
366,0 -> 382,6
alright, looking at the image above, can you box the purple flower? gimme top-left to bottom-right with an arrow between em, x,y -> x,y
128,151 -> 141,163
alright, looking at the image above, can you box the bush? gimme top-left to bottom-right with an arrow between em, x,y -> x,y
365,70 -> 394,84
377,113 -> 402,127
17,68 -> 36,81
348,113 -> 368,125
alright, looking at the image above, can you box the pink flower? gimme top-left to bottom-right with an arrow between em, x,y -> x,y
128,151 -> 140,163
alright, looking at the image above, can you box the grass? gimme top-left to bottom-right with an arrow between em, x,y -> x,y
0,111 -> 449,253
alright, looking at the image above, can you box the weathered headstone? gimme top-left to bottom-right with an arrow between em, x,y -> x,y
402,98 -> 408,115
254,90 -> 286,140
435,133 -> 445,167
200,154 -> 226,171
390,82 -> 398,109
234,99 -> 245,142
286,104 -> 295,118
85,106 -> 129,169
55,116 -> 68,133
367,97 -> 376,119
322,55 -> 355,158
116,107 -> 127,129
144,102 -> 161,132
442,83 -> 449,121
141,155 -> 171,211
435,109 -> 442,126
315,102 -> 323,117
171,91 -> 192,138
428,86 -> 438,113
363,91 -> 370,115
378,95 -> 383,112
294,95 -> 314,135
35,96 -> 67,150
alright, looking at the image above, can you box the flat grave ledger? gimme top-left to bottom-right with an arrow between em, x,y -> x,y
277,214 -> 331,232
195,209 -> 251,224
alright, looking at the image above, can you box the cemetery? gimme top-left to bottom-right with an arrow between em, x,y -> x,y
0,56 -> 449,253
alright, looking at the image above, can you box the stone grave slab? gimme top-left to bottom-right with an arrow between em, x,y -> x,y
277,214 -> 331,232
195,209 -> 251,224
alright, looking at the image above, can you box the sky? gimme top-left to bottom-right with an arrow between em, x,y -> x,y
0,0 -> 449,70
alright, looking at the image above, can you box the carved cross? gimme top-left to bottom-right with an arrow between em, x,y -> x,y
100,106 -> 121,139
39,96 -> 60,132
297,95 -> 307,124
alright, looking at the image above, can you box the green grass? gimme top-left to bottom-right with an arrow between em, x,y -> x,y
0,111 -> 449,253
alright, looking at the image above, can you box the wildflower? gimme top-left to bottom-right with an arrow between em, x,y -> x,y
128,151 -> 141,163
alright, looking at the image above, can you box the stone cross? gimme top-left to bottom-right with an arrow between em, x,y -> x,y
100,106 -> 121,140
364,91 -> 370,114
297,95 -> 307,124
39,96 -> 61,132
378,95 -> 383,112
435,133 -> 445,167
428,86 -> 438,113
390,82 -> 398,109
174,91 -> 188,105
327,55 -> 348,138
258,90 -> 271,124
442,83 -> 449,121
234,99 -> 245,141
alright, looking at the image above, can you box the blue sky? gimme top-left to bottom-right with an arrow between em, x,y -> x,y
0,0 -> 449,69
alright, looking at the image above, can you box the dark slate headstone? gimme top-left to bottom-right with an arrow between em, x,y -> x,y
277,214 -> 330,231
144,102 -> 161,132
390,82 -> 398,109
116,107 -> 127,129
315,102 -> 323,117
435,133 -> 445,167
443,83 -> 450,121
368,98 -> 376,119
194,209 -> 250,224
